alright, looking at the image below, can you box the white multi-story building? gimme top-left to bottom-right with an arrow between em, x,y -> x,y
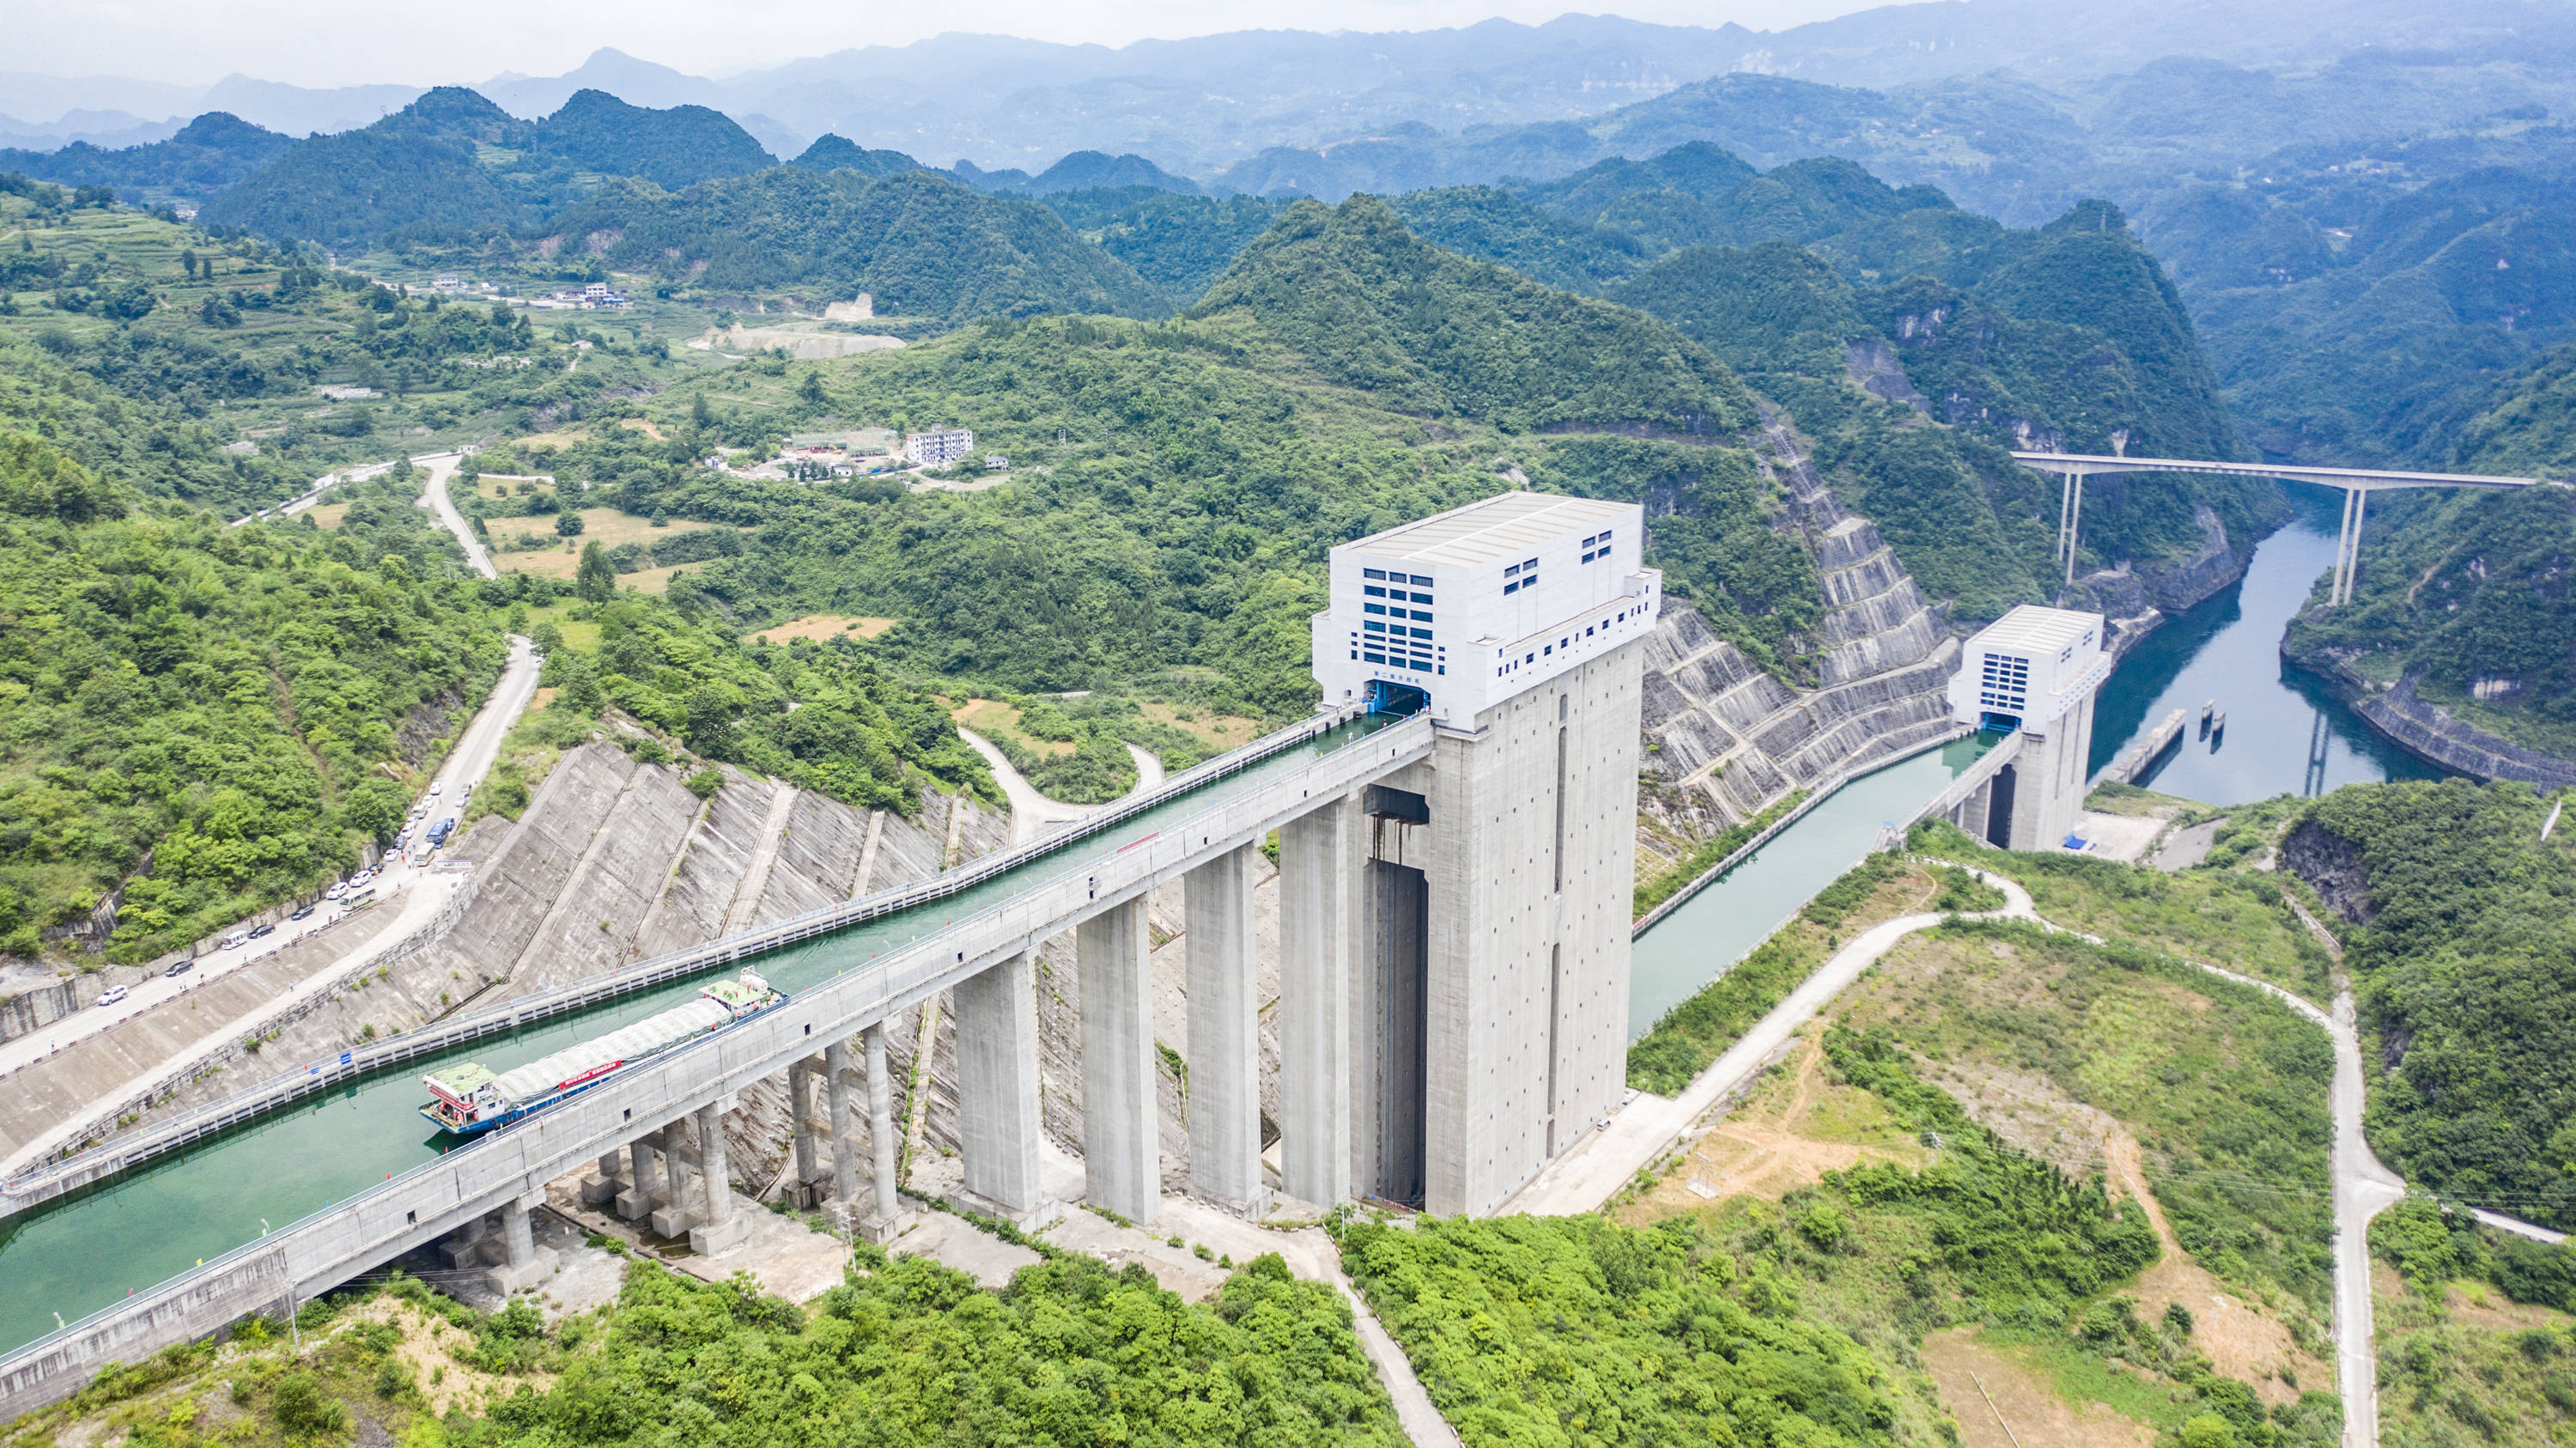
906,427 -> 975,466
1944,604 -> 2111,851
1311,491 -> 1661,725
1945,604 -> 2109,735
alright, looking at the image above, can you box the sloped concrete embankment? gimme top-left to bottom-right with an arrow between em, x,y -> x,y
1637,418 -> 1960,870
37,743 -> 1011,1195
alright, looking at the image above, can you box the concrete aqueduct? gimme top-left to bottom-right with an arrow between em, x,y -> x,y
0,491 -> 1670,1417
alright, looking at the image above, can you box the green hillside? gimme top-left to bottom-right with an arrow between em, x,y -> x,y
1194,195 -> 1755,435
531,88 -> 774,189
789,135 -> 925,179
0,113 -> 294,206
197,125 -> 526,250
543,167 -> 1166,322
1386,186 -> 1650,294
0,423 -> 504,961
2292,781 -> 2576,1232
2284,344 -> 2576,760
1040,188 -> 1289,303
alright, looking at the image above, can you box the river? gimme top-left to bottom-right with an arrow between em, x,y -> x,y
1627,516 -> 2446,1040
2086,519 -> 2445,803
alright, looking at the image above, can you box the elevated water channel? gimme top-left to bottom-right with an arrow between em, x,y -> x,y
0,527 -> 2453,1356
0,720 -> 1390,1355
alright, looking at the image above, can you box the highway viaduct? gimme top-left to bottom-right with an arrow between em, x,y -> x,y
2016,451 -> 2549,605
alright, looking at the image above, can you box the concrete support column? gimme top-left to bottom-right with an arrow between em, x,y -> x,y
788,1057 -> 821,1196
500,1198 -> 536,1269
648,1119 -> 693,1238
617,1141 -> 658,1220
866,1023 -> 900,1223
1186,845 -> 1261,1211
1078,897 -> 1159,1224
580,1149 -> 623,1207
825,1039 -> 860,1206
956,952 -> 1048,1220
1279,794 -> 1358,1208
690,1099 -> 750,1254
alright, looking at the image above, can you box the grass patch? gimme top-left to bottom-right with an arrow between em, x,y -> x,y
1633,788 -> 1808,919
1911,818 -> 2335,1003
1627,855 -> 1930,1094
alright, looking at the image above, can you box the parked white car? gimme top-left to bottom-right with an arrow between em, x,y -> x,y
325,882 -> 348,901
97,985 -> 128,1007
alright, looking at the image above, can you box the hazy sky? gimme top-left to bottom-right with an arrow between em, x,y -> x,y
3,0 -> 1885,87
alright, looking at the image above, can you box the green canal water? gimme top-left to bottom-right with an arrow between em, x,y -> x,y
0,720 -> 1385,1354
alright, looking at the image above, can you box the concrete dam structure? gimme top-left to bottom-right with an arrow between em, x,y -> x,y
0,493 -> 1667,1418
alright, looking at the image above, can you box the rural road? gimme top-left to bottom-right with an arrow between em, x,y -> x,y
413,450 -> 495,577
1496,858 -> 2414,1448
957,728 -> 1163,846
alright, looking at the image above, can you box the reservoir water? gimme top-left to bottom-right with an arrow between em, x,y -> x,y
2086,520 -> 2445,803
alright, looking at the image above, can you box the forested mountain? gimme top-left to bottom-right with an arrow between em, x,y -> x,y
529,88 -> 774,188
539,167 -> 1165,322
788,135 -> 924,179
1040,189 -> 1288,301
1194,195 -> 1753,435
197,88 -> 530,248
0,113 -> 291,204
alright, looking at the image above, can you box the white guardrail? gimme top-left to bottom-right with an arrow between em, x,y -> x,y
0,713 -> 1436,1418
3,704 -> 1370,1211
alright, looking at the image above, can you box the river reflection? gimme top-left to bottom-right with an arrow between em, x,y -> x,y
2087,520 -> 2445,804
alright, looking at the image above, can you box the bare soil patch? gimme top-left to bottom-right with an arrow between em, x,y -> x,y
951,698 -> 1073,757
306,502 -> 351,528
1921,1329 -> 2157,1448
755,613 -> 896,644
1139,701 -> 1261,750
1623,1030 -> 1929,1219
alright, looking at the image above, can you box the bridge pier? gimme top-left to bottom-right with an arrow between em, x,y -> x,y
578,1150 -> 621,1208
1078,897 -> 1160,1224
616,1139 -> 658,1221
689,1099 -> 748,1255
647,1118 -> 696,1238
1279,793 -> 1358,1210
1185,846 -> 1263,1213
862,1022 -> 904,1239
955,952 -> 1053,1224
824,1039 -> 860,1207
787,1058 -> 823,1202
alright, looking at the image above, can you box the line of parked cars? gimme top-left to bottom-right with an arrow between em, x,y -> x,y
94,776 -> 473,1013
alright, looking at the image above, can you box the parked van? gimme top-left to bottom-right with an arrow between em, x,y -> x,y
347,886 -> 378,909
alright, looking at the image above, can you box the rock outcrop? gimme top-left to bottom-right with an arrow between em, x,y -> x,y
2348,673 -> 2576,788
